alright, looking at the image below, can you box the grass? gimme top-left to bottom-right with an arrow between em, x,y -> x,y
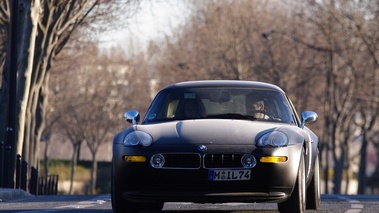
38,159 -> 111,194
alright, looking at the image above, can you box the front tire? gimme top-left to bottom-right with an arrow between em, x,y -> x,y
278,150 -> 306,213
306,151 -> 320,210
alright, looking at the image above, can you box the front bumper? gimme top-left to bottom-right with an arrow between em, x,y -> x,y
112,143 -> 303,203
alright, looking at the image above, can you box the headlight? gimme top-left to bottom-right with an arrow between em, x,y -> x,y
123,131 -> 153,147
256,131 -> 288,147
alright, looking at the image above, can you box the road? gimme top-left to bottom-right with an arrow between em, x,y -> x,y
0,194 -> 378,213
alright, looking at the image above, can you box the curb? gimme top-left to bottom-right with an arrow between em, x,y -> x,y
0,188 -> 33,202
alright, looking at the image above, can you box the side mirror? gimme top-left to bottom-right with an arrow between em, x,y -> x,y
300,111 -> 318,129
124,110 -> 140,125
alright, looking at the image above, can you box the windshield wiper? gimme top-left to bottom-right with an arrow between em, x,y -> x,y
207,113 -> 257,120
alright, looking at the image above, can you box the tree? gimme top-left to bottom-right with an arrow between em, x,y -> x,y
47,43 -> 91,194
0,1 -> 9,83
0,0 -> 140,184
78,47 -> 127,195
49,37 -> 155,194
344,1 -> 379,193
299,0 -> 379,194
152,0 -> 321,99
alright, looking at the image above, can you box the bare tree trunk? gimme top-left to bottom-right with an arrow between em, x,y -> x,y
24,23 -> 53,169
323,50 -> 334,194
42,117 -> 55,178
25,88 -> 38,167
43,136 -> 49,178
344,164 -> 350,194
15,0 -> 40,156
69,141 -> 81,195
332,143 -> 345,194
90,152 -> 98,195
32,71 -> 50,168
358,131 -> 368,194
0,68 -> 8,145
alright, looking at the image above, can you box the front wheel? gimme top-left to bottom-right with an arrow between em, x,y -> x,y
278,150 -> 306,213
306,151 -> 320,210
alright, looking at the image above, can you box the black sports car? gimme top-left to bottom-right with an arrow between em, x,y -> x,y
112,80 -> 320,213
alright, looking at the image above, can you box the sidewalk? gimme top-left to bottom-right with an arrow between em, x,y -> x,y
0,188 -> 32,202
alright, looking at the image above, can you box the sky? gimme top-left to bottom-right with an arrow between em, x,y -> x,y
99,0 -> 190,51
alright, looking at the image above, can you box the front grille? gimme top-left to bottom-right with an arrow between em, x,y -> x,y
154,153 -> 244,169
203,154 -> 243,168
161,153 -> 201,169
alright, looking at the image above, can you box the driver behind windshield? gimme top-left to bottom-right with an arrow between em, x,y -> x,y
246,93 -> 269,119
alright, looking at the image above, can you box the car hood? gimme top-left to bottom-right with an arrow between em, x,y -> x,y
135,119 -> 291,145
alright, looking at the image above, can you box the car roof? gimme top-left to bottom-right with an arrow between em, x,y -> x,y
164,80 -> 286,93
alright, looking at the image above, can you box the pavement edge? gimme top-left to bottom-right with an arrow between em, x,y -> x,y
0,188 -> 33,202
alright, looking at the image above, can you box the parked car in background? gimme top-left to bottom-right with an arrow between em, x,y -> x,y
111,80 -> 320,213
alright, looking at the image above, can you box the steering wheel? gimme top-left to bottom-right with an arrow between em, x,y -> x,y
248,110 -> 271,119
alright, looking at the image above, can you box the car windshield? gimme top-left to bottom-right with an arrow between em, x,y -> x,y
143,87 -> 296,124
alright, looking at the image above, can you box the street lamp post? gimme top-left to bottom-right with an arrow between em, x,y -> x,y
2,0 -> 19,188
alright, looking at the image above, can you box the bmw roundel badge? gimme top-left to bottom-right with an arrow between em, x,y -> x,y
198,145 -> 207,151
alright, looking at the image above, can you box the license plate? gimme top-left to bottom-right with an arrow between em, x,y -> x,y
208,169 -> 251,181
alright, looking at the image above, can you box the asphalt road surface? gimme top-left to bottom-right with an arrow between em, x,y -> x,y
1,194 -> 378,213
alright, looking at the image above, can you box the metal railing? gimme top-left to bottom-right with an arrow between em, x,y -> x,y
37,175 -> 59,195
1,152 -> 59,195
